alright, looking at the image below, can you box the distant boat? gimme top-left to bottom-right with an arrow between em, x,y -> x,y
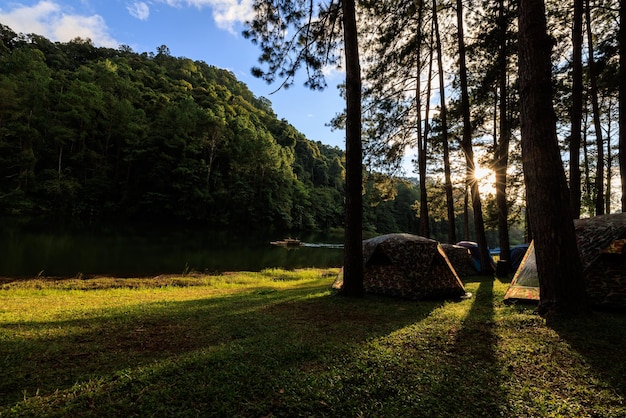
270,238 -> 302,247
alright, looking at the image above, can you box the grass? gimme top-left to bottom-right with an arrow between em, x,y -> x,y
1,269 -> 625,417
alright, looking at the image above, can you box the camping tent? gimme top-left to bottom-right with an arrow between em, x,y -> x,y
510,244 -> 530,272
356,233 -> 468,300
504,213 -> 626,309
456,241 -> 496,272
502,241 -> 539,302
441,243 -> 478,277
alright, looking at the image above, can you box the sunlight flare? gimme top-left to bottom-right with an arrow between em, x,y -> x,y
473,164 -> 497,196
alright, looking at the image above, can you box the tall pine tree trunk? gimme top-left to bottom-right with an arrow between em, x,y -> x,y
585,0 -> 605,215
618,0 -> 626,212
518,0 -> 588,317
606,106 -> 613,213
416,0 -> 430,238
420,13 -> 435,238
583,120 -> 593,213
456,0 -> 493,274
340,0 -> 364,297
495,0 -> 511,266
434,0 -> 457,243
570,0 -> 584,218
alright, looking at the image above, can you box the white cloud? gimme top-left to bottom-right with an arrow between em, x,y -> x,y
128,2 -> 150,21
157,0 -> 254,33
0,0 -> 60,36
0,1 -> 118,48
210,0 -> 254,32
55,14 -> 117,47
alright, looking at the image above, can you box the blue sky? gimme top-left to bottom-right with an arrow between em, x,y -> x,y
0,0 -> 348,151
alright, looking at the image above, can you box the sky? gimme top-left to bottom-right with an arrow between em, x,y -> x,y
0,0 -> 358,159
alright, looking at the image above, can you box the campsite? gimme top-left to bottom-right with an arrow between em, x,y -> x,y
2,2 -> 626,415
3,224 -> 626,416
1,268 -> 625,417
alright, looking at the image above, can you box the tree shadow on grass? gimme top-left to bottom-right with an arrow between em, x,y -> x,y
549,310 -> 626,402
260,277 -> 509,417
420,277 -> 509,417
1,281 -> 444,415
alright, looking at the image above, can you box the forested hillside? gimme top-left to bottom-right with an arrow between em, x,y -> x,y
0,24 -> 421,232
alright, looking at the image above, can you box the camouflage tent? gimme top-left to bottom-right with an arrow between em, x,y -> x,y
358,233 -> 468,300
441,243 -> 478,278
504,213 -> 626,309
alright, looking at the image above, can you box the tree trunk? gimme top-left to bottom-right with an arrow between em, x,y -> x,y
518,0 -> 589,317
340,0 -> 364,297
416,0 -> 430,238
419,7 -> 433,238
434,0 -> 456,243
606,100 -> 614,213
456,0 -> 493,274
620,0 -> 626,212
583,117 -> 593,213
495,0 -> 511,266
464,187 -> 470,240
570,0 -> 583,218
585,0 -> 605,215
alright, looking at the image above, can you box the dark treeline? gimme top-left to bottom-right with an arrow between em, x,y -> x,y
0,24 -> 421,233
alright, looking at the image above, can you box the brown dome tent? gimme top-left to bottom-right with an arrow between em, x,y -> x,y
334,233 -> 469,300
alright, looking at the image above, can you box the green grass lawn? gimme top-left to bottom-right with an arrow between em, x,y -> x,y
1,269 -> 624,417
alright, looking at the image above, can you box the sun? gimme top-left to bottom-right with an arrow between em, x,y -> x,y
474,164 -> 497,196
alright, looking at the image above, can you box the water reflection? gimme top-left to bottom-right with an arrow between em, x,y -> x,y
0,220 -> 344,277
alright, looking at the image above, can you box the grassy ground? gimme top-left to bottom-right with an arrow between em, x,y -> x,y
1,269 -> 624,417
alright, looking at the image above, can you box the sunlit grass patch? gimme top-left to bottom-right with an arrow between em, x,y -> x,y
1,270 -> 625,417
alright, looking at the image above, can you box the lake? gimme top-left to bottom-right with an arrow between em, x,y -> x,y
0,220 -> 344,277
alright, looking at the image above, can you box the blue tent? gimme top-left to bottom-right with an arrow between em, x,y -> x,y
510,244 -> 530,272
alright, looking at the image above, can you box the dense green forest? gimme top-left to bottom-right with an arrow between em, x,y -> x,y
0,25 -> 429,233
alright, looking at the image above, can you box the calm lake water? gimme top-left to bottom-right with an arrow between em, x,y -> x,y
0,220 -> 344,277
